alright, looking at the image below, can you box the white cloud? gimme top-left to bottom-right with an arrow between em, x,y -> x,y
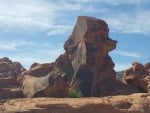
57,1 -> 82,11
0,40 -> 65,69
105,0 -> 149,5
84,6 -> 108,13
0,0 -> 76,35
47,25 -> 73,36
12,47 -> 64,69
0,0 -> 149,35
114,51 -> 142,58
106,10 -> 150,35
70,0 -> 100,3
114,63 -> 130,71
9,55 -> 52,69
0,40 -> 35,51
70,0 -> 149,4
0,0 -> 55,30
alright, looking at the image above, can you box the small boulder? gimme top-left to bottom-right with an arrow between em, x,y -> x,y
122,62 -> 149,93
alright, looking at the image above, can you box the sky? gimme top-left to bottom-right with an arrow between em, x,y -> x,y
0,0 -> 150,71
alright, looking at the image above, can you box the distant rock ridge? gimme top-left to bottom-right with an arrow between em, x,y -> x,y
122,62 -> 150,93
0,57 -> 25,99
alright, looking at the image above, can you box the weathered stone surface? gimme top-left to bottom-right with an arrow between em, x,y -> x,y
21,58 -> 71,97
1,93 -> 150,113
22,63 -> 55,77
144,62 -> 150,74
0,57 -> 25,79
22,67 -> 69,98
0,57 -> 25,99
122,62 -> 150,93
0,88 -> 23,100
63,16 -> 117,96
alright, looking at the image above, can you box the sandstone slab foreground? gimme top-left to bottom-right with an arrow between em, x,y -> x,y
0,93 -> 150,113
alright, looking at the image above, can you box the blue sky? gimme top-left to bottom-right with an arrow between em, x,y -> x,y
0,0 -> 150,71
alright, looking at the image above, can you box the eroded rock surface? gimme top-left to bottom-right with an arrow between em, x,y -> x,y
63,16 -> 117,97
0,57 -> 25,99
21,16 -> 117,97
0,93 -> 150,113
122,62 -> 150,93
22,66 -> 69,98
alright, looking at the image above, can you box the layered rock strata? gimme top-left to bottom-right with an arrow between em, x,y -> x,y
0,57 -> 25,99
0,93 -> 150,113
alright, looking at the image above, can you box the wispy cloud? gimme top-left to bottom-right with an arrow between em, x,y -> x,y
0,0 -> 75,35
0,40 -> 35,51
84,6 -> 109,13
105,10 -> 150,35
105,0 -> 149,5
47,25 -> 72,36
69,0 -> 100,3
71,0 -> 149,5
11,46 -> 64,69
114,51 -> 142,58
0,40 -> 64,69
114,63 -> 131,71
0,0 -> 149,35
0,0 -> 55,30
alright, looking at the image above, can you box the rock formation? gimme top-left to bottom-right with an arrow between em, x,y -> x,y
1,93 -> 150,113
22,66 -> 69,98
0,16 -> 150,113
122,62 -> 150,93
63,16 -> 117,96
21,16 -> 117,97
20,61 -> 71,98
0,57 -> 25,99
21,16 -> 150,98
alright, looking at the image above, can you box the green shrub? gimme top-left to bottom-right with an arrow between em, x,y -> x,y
69,89 -> 83,98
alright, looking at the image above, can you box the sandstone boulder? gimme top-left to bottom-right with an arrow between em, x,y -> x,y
122,62 -> 150,93
0,57 -> 25,99
144,62 -> 150,74
21,61 -> 70,98
18,63 -> 56,87
22,67 -> 69,98
0,57 -> 25,79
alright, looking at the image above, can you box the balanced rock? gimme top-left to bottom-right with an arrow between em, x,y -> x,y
63,16 -> 117,96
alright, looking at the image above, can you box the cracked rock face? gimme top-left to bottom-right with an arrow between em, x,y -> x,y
21,64 -> 69,98
122,62 -> 150,93
1,93 -> 150,113
63,16 -> 117,96
0,57 -> 25,99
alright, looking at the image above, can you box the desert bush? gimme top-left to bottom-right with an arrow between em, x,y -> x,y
69,89 -> 83,98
